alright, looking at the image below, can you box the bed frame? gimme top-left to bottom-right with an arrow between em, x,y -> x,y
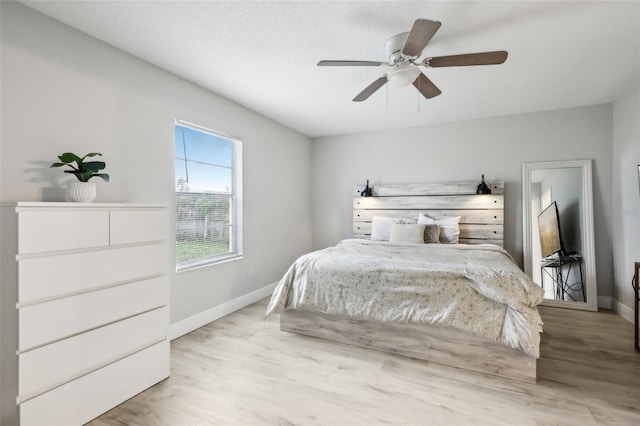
280,181 -> 538,383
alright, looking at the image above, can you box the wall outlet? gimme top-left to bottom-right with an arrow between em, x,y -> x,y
247,267 -> 254,279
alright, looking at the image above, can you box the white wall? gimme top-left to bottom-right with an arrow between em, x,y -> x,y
0,1 -> 312,328
612,84 -> 640,320
311,105 -> 613,298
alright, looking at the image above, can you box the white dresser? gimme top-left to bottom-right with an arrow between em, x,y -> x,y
0,202 -> 170,426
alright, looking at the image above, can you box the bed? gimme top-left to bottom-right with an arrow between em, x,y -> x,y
266,181 -> 544,383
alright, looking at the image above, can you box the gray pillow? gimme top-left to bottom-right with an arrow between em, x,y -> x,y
423,224 -> 441,243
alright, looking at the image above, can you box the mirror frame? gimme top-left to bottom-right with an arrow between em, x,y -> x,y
522,159 -> 598,311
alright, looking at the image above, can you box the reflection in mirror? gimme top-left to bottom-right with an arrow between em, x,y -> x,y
522,160 -> 598,311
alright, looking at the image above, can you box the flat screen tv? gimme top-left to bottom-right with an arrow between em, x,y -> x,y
538,201 -> 565,258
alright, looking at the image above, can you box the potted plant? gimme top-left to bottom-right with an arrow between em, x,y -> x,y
51,152 -> 109,202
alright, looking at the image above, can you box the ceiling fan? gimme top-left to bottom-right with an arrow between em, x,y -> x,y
318,19 -> 508,102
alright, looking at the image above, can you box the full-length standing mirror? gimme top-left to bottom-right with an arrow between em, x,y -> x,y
522,160 -> 598,311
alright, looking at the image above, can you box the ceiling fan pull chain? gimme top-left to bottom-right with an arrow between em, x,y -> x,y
417,78 -> 421,113
386,83 -> 389,111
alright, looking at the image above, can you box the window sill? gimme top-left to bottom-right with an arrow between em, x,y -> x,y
176,254 -> 243,273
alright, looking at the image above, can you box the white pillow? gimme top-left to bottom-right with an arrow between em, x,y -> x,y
417,214 -> 461,244
389,223 -> 426,244
370,216 -> 416,241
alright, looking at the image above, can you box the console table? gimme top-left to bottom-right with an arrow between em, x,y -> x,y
541,254 -> 585,302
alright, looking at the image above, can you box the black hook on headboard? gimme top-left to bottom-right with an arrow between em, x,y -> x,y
360,179 -> 373,197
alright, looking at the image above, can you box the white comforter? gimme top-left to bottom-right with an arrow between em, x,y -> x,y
267,239 -> 544,357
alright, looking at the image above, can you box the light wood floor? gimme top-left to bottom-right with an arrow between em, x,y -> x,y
90,300 -> 640,425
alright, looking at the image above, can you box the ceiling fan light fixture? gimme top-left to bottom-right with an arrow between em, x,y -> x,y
317,19 -> 507,102
387,62 -> 421,86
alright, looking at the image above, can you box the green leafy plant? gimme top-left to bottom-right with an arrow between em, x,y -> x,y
51,152 -> 110,182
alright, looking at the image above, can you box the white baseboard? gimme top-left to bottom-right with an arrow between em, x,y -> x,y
169,282 -> 277,340
597,296 -> 612,310
612,299 -> 634,324
598,296 -> 634,323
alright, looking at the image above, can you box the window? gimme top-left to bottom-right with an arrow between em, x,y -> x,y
174,120 -> 242,271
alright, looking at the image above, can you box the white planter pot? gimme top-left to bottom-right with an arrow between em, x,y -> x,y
67,181 -> 96,203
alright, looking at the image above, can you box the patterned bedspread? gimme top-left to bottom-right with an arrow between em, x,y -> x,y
266,239 -> 545,357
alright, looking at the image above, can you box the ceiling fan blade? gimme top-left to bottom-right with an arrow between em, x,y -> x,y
412,73 -> 441,99
353,76 -> 388,102
318,60 -> 385,67
402,19 -> 442,57
424,51 -> 508,67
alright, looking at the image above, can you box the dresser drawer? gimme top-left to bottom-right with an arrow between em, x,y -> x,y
18,209 -> 109,254
110,208 -> 169,245
19,276 -> 168,351
19,340 -> 169,426
19,307 -> 168,399
19,243 -> 168,304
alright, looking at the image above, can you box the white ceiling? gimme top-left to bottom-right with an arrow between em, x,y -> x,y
19,0 -> 640,138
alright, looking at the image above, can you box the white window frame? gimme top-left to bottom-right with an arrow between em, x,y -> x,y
175,120 -> 243,272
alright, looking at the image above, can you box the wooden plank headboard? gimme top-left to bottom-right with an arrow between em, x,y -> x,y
352,181 -> 504,247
